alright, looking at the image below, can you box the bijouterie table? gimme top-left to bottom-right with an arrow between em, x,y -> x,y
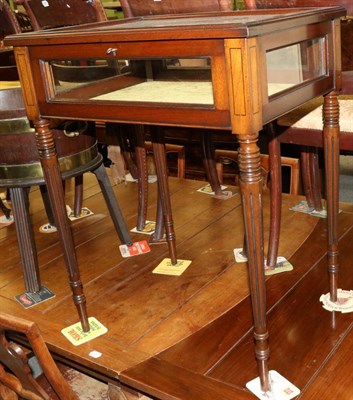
5,6 -> 345,394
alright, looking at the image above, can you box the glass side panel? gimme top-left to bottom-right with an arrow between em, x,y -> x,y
47,57 -> 214,105
266,37 -> 326,97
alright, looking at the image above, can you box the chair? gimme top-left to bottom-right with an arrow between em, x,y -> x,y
244,0 -> 353,211
0,0 -> 93,224
0,0 -> 21,81
0,0 -> 22,39
14,0 -> 107,30
119,0 -> 232,16
13,0 -> 116,219
0,87 -> 132,330
14,0 -> 160,235
0,312 -> 79,399
0,311 -> 122,399
145,141 -> 186,179
0,311 -> 152,399
215,150 -> 300,195
243,0 -> 353,298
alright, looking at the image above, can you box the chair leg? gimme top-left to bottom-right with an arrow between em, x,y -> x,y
134,125 -> 149,232
9,187 -> 41,293
151,127 -> 177,264
301,147 -> 323,211
267,124 -> 282,269
117,126 -> 139,180
73,175 -> 84,218
115,124 -> 149,232
309,149 -> 323,211
40,185 -> 56,227
201,134 -> 223,196
151,194 -> 165,242
92,163 -> 132,246
41,177 -> 85,225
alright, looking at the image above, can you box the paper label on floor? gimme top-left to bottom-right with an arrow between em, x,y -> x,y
67,206 -> 94,221
197,183 -> 227,195
125,173 -> 138,182
234,248 -> 248,263
234,250 -> 293,275
39,206 -> 94,232
119,240 -> 151,258
130,220 -> 156,235
246,370 -> 300,400
62,317 -> 108,346
320,289 -> 353,313
15,285 -> 56,308
290,200 -> 342,219
289,200 -> 315,214
39,223 -> 57,233
211,190 -> 237,200
153,258 -> 192,276
265,257 -> 293,276
0,214 -> 14,227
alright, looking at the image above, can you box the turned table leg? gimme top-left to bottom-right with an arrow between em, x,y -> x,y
34,118 -> 90,332
151,126 -> 177,265
237,131 -> 269,392
323,91 -> 340,302
134,124 -> 149,232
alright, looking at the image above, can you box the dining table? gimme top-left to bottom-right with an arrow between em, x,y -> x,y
5,6 -> 345,393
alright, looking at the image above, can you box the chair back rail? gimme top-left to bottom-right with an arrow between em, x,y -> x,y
14,0 -> 107,30
119,0 -> 232,18
244,0 -> 353,71
0,0 -> 21,40
0,0 -> 22,81
245,0 -> 353,15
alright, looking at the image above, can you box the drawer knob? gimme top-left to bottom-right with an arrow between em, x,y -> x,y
106,47 -> 117,56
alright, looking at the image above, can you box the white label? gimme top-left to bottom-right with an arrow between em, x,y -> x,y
89,350 -> 102,359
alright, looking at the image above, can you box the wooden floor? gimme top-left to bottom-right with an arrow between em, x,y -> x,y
1,171 -> 353,399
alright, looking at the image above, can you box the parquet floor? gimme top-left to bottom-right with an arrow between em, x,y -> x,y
1,171 -> 353,399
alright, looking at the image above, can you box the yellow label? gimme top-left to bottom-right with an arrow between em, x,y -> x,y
153,258 -> 192,276
61,317 -> 107,346
130,220 -> 156,235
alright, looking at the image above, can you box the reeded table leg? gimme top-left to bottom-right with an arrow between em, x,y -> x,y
34,118 -> 90,332
323,91 -> 340,302
134,124 -> 149,232
237,130 -> 269,392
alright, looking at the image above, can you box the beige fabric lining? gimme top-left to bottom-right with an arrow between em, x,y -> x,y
278,96 -> 353,133
92,81 -> 214,104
